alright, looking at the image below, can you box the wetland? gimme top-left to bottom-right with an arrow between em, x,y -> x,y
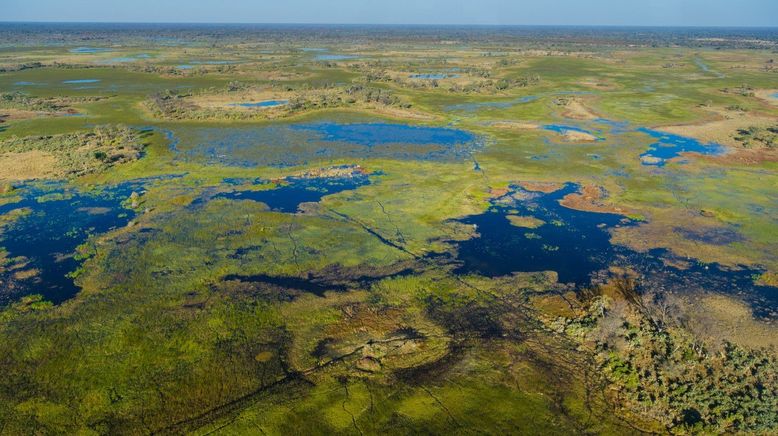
0,23 -> 777,435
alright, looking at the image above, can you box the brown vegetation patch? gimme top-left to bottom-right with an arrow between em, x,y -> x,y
561,99 -> 600,120
506,215 -> 545,229
12,268 -> 39,281
700,147 -> 778,165
488,186 -> 510,197
610,210 -> 759,269
560,130 -> 598,142
672,293 -> 778,350
516,181 -> 563,193
657,107 -> 776,149
0,150 -> 61,181
559,185 -> 629,215
490,121 -> 540,130
755,89 -> 778,106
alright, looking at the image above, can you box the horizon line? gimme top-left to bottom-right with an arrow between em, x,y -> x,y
1,21 -> 777,29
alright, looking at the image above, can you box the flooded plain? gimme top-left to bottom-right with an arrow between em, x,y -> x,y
171,121 -> 482,167
0,181 -> 141,305
452,183 -> 777,316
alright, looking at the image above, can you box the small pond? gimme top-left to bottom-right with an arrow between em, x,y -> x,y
69,47 -> 113,54
409,74 -> 459,79
638,128 -> 725,166
315,54 -> 359,61
229,100 -> 288,108
62,79 -> 101,84
204,171 -> 370,213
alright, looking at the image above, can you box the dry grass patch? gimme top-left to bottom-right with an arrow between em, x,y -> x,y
0,150 -> 60,181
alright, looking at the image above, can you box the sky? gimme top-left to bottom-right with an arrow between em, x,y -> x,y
3,0 -> 778,27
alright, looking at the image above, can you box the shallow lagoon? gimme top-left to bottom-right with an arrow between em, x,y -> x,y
638,128 -> 725,166
0,181 -> 141,305
410,73 -> 459,79
453,183 -> 776,316
315,54 -> 359,61
542,124 -> 603,140
172,121 -> 482,167
454,183 -> 627,284
229,100 -> 288,108
69,47 -> 113,54
62,79 -> 101,84
527,118 -> 724,165
209,173 -> 370,213
100,54 -> 151,63
445,91 -> 590,113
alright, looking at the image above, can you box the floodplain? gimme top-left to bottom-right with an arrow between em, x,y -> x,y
0,24 -> 777,434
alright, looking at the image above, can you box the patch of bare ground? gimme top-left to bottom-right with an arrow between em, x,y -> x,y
755,89 -> 778,106
657,108 -> 773,147
657,107 -> 778,163
561,98 -> 600,120
0,109 -> 40,121
0,150 -> 61,181
368,104 -> 438,121
560,130 -> 598,142
490,121 -> 540,130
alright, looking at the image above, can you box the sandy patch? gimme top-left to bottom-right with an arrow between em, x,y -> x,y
657,108 -> 776,148
561,130 -> 598,142
191,90 -> 291,110
0,109 -> 43,121
490,121 -> 540,130
755,89 -> 778,106
369,105 -> 437,121
561,99 -> 600,120
0,150 -> 61,181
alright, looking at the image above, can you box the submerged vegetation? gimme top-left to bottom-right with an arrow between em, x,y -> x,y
0,23 -> 777,434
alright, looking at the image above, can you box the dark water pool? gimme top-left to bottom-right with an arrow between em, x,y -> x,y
454,183 -> 627,284
0,181 -> 142,305
208,172 -> 370,213
172,121 -> 482,167
452,183 -> 777,316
